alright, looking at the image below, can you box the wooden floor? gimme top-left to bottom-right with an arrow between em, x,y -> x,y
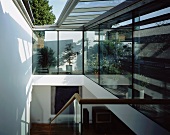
30,123 -> 75,135
30,123 -> 135,135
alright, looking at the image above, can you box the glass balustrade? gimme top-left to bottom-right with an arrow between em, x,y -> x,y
50,99 -> 81,135
81,104 -> 135,135
133,104 -> 170,132
50,98 -> 170,135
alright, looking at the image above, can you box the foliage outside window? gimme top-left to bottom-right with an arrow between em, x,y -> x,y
37,46 -> 56,73
60,43 -> 77,66
29,0 -> 56,25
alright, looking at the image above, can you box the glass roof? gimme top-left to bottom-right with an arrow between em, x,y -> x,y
57,0 -> 126,29
70,11 -> 105,16
76,0 -> 125,8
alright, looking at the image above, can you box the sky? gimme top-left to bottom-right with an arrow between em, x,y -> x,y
45,0 -> 82,42
49,0 -> 68,23
45,31 -> 82,42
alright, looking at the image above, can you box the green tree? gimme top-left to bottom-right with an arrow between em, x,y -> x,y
60,43 -> 77,65
29,0 -> 56,25
37,46 -> 56,68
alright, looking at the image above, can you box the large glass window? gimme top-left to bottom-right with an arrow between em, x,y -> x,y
59,31 -> 82,74
133,5 -> 170,131
84,27 -> 99,83
32,31 -> 82,75
83,1 -> 170,131
32,31 -> 58,75
134,8 -> 170,97
99,18 -> 132,98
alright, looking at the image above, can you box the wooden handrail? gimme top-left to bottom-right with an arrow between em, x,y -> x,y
50,93 -> 170,124
79,98 -> 170,104
50,93 -> 81,124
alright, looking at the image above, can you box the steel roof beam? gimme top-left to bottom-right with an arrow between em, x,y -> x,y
66,14 -> 99,20
80,0 -> 113,2
56,0 -> 80,27
63,21 -> 89,25
72,6 -> 113,13
84,0 -> 157,30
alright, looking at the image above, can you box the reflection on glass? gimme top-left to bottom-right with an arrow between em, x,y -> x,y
84,30 -> 99,83
134,7 -> 170,99
59,31 -> 82,74
70,11 -> 105,16
133,4 -> 170,131
133,104 -> 170,132
32,31 -> 82,75
82,104 -> 135,134
32,31 -> 58,75
99,19 -> 132,98
76,0 -> 126,8
140,7 -> 170,21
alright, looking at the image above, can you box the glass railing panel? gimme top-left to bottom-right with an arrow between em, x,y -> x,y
82,104 -> 135,135
74,99 -> 82,134
133,104 -> 170,132
50,99 -> 81,135
82,102 -> 170,134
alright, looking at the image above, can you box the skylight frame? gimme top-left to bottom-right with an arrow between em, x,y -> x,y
57,0 -> 125,29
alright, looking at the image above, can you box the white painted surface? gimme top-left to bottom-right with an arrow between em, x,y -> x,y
31,86 -> 51,123
0,1 -> 32,135
82,86 -> 96,99
31,76 -> 84,124
83,76 -> 117,99
82,86 -> 97,123
32,75 -> 84,86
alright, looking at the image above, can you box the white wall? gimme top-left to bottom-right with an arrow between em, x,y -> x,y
31,86 -> 51,123
32,75 -> 84,86
0,1 -> 32,135
31,75 -> 84,124
82,86 -> 97,123
82,86 -> 96,99
31,85 -> 79,124
83,76 -> 170,135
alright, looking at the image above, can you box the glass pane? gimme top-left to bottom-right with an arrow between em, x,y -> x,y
99,18 -> 132,99
70,12 -> 105,16
84,27 -> 99,83
82,104 -> 135,135
76,0 -> 126,8
59,31 -> 82,74
32,31 -> 58,75
50,99 -> 81,135
134,6 -> 170,99
133,104 -> 170,132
